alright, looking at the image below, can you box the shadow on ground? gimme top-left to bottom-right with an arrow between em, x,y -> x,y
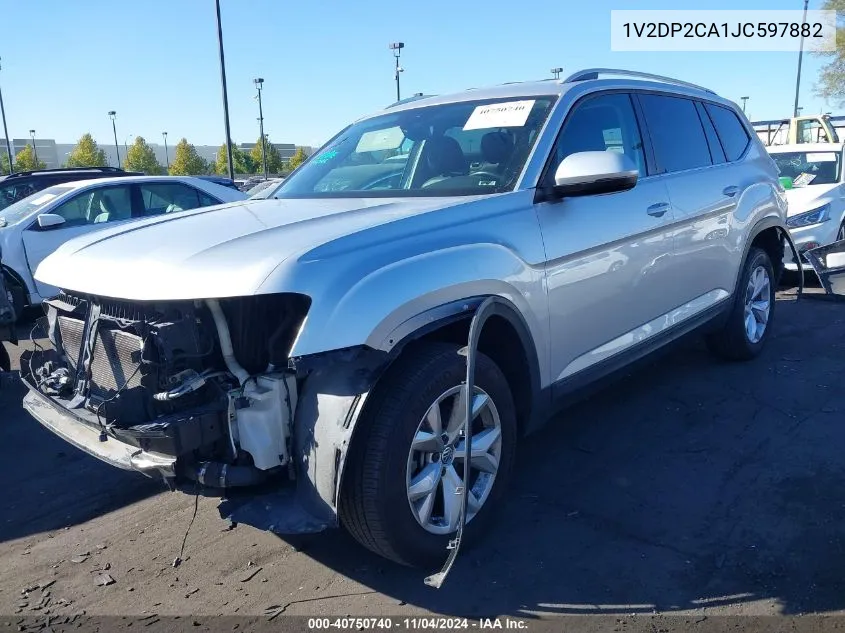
274,292 -> 845,618
3,290 -> 845,618
0,377 -> 162,544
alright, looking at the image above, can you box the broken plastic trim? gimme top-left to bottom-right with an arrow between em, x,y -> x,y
805,238 -> 845,300
424,295 -> 504,589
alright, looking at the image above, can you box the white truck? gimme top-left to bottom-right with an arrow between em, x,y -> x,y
752,114 -> 845,147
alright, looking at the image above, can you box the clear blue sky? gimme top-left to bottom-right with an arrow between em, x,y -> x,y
0,0 -> 836,148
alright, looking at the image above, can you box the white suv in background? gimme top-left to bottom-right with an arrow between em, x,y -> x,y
768,143 -> 845,270
0,175 -> 245,314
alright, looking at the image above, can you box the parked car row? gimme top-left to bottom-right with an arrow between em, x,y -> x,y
0,172 -> 245,317
9,68 -> 804,575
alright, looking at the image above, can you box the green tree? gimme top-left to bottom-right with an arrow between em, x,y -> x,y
66,133 -> 108,168
214,143 -> 252,175
14,144 -> 46,171
815,0 -> 845,104
0,151 -> 11,174
169,138 -> 209,175
123,136 -> 163,174
249,136 -> 283,174
286,147 -> 309,172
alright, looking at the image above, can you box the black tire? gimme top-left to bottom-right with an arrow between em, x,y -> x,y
0,343 -> 9,372
706,246 -> 775,361
339,342 -> 517,567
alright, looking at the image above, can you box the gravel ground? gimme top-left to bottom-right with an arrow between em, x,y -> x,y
2,286 -> 845,626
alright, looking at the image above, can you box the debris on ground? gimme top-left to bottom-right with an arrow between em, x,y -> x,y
240,566 -> 263,583
70,553 -> 89,564
94,573 -> 115,587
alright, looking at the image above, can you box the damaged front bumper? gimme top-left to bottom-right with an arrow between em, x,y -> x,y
22,379 -> 177,478
20,290 -> 392,536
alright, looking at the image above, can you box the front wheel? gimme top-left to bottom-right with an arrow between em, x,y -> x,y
706,246 -> 775,361
339,342 -> 517,567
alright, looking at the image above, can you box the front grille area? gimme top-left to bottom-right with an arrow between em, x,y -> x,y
57,316 -> 85,370
89,328 -> 145,401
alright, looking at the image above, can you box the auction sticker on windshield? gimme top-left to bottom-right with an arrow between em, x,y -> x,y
463,100 -> 535,131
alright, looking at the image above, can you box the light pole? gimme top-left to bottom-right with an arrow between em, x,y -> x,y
215,0 -> 234,180
29,129 -> 38,165
162,132 -> 169,169
793,0 -> 809,117
108,111 -> 120,167
0,58 -> 13,174
254,77 -> 268,179
551,67 -> 563,80
389,42 -> 404,102
741,96 -> 749,113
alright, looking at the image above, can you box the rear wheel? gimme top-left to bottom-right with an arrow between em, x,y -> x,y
706,246 -> 775,361
339,342 -> 517,567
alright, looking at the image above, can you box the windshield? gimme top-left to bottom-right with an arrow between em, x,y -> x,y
275,95 -> 557,198
0,185 -> 74,226
246,180 -> 277,197
772,150 -> 842,187
250,179 -> 284,199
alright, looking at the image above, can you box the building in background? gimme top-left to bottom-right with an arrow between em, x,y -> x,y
1,138 -> 60,169
237,142 -> 314,162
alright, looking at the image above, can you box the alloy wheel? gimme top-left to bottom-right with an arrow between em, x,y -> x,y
744,265 -> 771,344
405,385 -> 502,535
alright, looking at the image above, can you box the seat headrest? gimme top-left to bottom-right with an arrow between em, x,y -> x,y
480,131 -> 514,164
422,136 -> 468,176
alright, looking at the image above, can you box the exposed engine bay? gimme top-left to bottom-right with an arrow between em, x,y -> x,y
21,290 -> 311,489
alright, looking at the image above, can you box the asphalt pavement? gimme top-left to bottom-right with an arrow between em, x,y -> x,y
2,286 -> 845,624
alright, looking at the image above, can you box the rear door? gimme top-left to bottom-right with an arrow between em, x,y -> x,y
22,184 -> 137,297
137,182 -> 211,218
637,93 -> 744,310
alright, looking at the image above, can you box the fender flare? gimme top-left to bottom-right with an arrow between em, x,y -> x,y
733,216 -> 789,290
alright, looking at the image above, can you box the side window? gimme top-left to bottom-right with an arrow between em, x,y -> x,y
198,191 -> 221,207
0,182 -> 40,210
639,94 -> 712,173
548,92 -> 647,183
695,102 -> 726,165
139,183 -> 201,216
703,103 -> 751,162
51,186 -> 132,226
796,119 -> 828,144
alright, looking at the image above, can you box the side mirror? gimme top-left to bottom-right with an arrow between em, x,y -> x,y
545,151 -> 638,200
37,214 -> 66,230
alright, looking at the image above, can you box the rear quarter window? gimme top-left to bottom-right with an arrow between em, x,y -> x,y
704,103 -> 751,162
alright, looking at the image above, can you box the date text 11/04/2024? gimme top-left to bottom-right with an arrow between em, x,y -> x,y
306,618 -> 528,630
622,22 -> 824,39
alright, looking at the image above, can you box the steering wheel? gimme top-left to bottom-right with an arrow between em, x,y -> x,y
469,171 -> 500,182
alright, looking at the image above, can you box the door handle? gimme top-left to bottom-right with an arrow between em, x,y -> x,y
647,202 -> 670,217
723,185 -> 739,197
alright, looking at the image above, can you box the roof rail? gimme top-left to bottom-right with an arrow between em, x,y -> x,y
385,94 -> 435,109
563,68 -> 715,94
2,166 -> 125,179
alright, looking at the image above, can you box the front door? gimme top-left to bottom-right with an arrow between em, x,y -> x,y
533,92 -> 677,386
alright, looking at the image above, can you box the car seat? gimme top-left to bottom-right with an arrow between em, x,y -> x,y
418,136 -> 469,188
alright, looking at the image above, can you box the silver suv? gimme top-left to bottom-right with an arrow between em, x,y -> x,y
21,69 -> 788,568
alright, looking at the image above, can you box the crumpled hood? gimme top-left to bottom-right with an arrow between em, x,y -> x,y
35,197 -> 469,301
784,183 -> 840,216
